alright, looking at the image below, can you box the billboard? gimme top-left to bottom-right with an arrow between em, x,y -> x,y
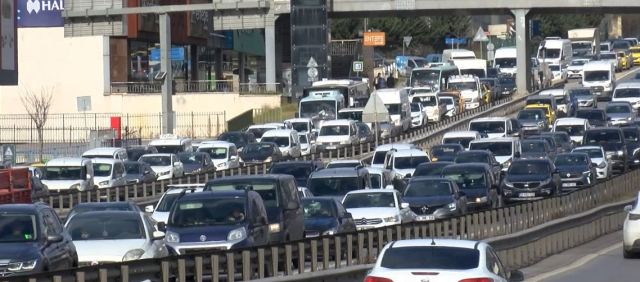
186,0 -> 210,38
16,0 -> 64,28
0,0 -> 17,85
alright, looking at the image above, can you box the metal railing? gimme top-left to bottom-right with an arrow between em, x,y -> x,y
330,39 -> 362,56
239,83 -> 282,94
111,80 -> 285,95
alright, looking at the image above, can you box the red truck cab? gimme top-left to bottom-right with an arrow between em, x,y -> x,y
0,168 -> 32,204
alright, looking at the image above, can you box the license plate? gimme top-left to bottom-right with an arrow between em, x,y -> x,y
519,193 -> 536,197
416,215 -> 435,221
357,226 -> 373,230
326,146 -> 336,149
563,182 -> 577,187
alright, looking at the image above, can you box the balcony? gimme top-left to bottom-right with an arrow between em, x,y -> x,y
110,81 -> 282,95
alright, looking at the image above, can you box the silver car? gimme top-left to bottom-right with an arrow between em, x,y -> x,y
605,101 -> 636,126
569,87 -> 597,108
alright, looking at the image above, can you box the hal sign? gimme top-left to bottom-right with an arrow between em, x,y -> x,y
17,0 -> 64,27
363,32 -> 385,47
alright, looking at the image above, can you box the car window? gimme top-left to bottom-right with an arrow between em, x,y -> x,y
486,247 -> 507,278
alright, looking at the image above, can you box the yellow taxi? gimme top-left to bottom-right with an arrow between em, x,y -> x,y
525,104 -> 555,125
617,50 -> 632,70
480,82 -> 492,104
630,46 -> 640,65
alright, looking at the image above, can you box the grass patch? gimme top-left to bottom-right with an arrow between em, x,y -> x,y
282,103 -> 298,120
253,102 -> 299,124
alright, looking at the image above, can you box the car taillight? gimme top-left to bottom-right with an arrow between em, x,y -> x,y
364,276 -> 394,282
629,213 -> 640,220
459,278 -> 495,282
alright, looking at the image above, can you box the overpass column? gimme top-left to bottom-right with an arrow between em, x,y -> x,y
511,9 -> 532,95
265,21 -> 277,91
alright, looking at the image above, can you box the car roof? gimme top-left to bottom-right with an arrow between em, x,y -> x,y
178,190 -> 251,200
556,152 -> 589,157
311,167 -> 363,178
164,187 -> 205,195
513,158 -> 549,164
606,101 -> 633,106
458,150 -> 490,155
83,147 -> 124,154
470,117 -> 509,122
322,120 -> 353,126
555,118 -> 587,125
0,204 -> 46,213
346,189 -> 395,195
374,143 -> 417,151
301,196 -> 335,202
614,82 -> 640,89
72,202 -> 134,208
365,167 -> 388,174
471,137 -> 518,143
206,174 -> 291,182
417,161 -> 454,167
392,149 -> 428,157
338,108 -> 364,113
177,152 -> 209,156
410,176 -> 451,182
443,131 -> 480,137
263,129 -> 297,136
389,239 -> 485,249
522,139 -> 548,144
574,146 -> 603,150
140,153 -> 175,158
198,142 -> 235,148
90,158 -> 121,164
70,211 -> 142,219
46,157 -> 89,166
442,163 -> 490,170
539,89 -> 565,96
328,159 -> 361,164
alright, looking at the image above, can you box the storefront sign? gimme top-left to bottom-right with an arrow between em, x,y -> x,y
17,0 -> 64,27
187,0 -> 210,38
138,0 -> 159,33
232,29 -> 264,56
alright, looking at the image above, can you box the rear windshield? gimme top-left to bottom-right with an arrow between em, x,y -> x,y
585,130 -> 622,144
381,246 -> 480,269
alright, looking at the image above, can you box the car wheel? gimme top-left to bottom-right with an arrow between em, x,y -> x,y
624,247 -> 635,259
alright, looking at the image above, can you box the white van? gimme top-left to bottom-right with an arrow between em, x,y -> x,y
40,158 -> 96,192
148,134 -> 193,154
552,118 -> 591,145
196,141 -> 241,171
260,129 -> 302,158
442,49 -> 476,63
493,47 -> 517,75
371,143 -> 420,169
375,88 -> 411,132
284,118 -> 314,133
612,82 -> 640,110
383,149 -> 430,178
441,131 -> 483,149
469,137 -> 522,171
453,59 -> 487,78
82,147 -> 128,161
138,153 -> 184,180
92,158 -> 127,189
316,120 -> 358,152
581,61 -> 616,100
247,123 -> 285,142
537,39 -> 573,67
468,117 -> 515,138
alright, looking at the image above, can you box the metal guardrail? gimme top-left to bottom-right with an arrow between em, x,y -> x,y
19,160 -> 640,282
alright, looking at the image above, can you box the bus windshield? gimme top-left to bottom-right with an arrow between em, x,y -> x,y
411,69 -> 440,87
299,100 -> 337,120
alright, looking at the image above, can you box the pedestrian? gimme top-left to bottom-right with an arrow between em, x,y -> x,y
376,73 -> 387,89
386,74 -> 395,88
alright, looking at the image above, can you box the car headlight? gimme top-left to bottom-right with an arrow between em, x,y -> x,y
628,117 -> 633,121
122,249 -> 145,261
264,157 -> 272,162
447,202 -> 456,211
382,128 -> 389,133
323,228 -> 337,235
269,223 -> 281,233
537,121 -> 545,127
597,161 -> 606,169
227,227 -> 247,241
503,159 -> 512,168
504,181 -> 514,187
618,150 -> 625,156
605,82 -> 611,88
540,178 -> 551,185
340,141 -> 350,145
192,168 -> 202,174
384,215 -> 400,222
475,197 -> 487,204
164,231 -> 180,243
315,141 -> 323,145
99,181 -> 109,186
158,171 -> 170,176
7,259 -> 37,272
70,183 -> 81,190
217,163 -> 227,168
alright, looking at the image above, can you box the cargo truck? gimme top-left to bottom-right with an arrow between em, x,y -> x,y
0,168 -> 31,204
568,28 -> 601,57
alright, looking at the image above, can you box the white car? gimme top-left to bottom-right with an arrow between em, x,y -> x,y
138,153 -> 184,180
623,192 -> 640,258
440,96 -> 457,117
567,58 -> 590,79
572,146 -> 612,180
366,239 -> 525,282
196,141 -> 241,171
549,63 -> 568,87
326,159 -> 365,169
145,185 -> 205,223
342,189 -> 414,230
298,132 -> 316,156
65,211 -> 169,265
298,187 -> 314,198
410,102 -> 428,128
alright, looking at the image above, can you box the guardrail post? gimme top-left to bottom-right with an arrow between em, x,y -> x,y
161,261 -> 170,282
242,250 -> 251,280
310,240 -> 318,272
284,245 -> 292,274
99,269 -> 107,282
195,256 -> 204,281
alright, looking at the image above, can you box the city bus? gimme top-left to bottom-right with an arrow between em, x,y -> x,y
408,65 -> 460,92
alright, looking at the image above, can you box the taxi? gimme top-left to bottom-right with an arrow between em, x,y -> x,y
525,104 -> 555,125
480,82 -> 492,104
439,90 -> 464,114
630,46 -> 640,65
617,50 -> 632,70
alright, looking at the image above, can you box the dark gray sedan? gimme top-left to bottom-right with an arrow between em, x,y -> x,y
124,161 -> 157,184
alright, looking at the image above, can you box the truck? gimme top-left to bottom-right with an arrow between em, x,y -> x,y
442,49 -> 476,63
453,59 -> 487,78
567,28 -> 601,57
0,168 -> 31,204
447,74 -> 484,110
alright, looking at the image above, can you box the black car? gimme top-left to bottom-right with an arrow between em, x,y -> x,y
301,197 -> 356,237
487,67 -> 501,79
204,175 -> 305,243
126,145 -> 158,162
621,126 -> 640,168
576,109 -> 608,127
501,159 -> 562,203
412,162 -> 455,178
267,160 -> 325,187
65,201 -> 142,224
583,128 -> 628,173
429,144 -> 464,162
440,163 -> 502,210
497,76 -> 516,96
177,152 -> 216,175
526,135 -> 560,153
403,177 -> 468,221
239,142 -> 283,165
217,131 -> 257,151
0,203 -> 78,275
356,122 -> 374,144
541,132 -> 573,153
517,109 -> 548,136
553,153 -> 597,190
454,150 -> 502,182
520,139 -> 555,160
124,161 -> 158,184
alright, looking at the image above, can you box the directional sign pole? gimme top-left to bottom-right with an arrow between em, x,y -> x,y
374,95 -> 379,147
160,13 -> 174,134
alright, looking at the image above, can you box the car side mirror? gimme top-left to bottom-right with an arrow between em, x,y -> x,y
514,152 -> 521,158
509,270 -> 525,282
624,205 -> 633,212
157,222 -> 167,232
343,212 -> 353,219
310,140 -> 316,145
152,231 -> 166,240
286,201 -> 300,210
255,215 -> 268,226
491,184 -> 499,190
385,184 -> 395,189
85,173 -> 91,180
607,117 -> 612,121
46,234 -> 63,244
405,173 -> 412,179
145,205 -> 155,213
230,156 -> 238,161
589,163 -> 595,168
144,170 -> 150,175
173,162 -> 181,167
400,203 -> 410,209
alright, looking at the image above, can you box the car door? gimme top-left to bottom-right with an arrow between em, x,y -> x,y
247,198 -> 268,245
229,146 -> 240,168
204,154 -> 215,172
114,162 -> 126,186
489,153 -> 501,179
142,163 -> 156,183
144,216 -> 168,257
41,210 -> 67,270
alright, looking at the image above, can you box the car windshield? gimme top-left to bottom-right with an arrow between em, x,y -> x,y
206,180 -> 278,208
545,133 -> 570,144
244,143 -> 275,154
247,128 -> 272,139
411,69 -> 440,86
342,192 -> 396,208
338,111 -> 363,122
404,179 -> 452,197
584,71 -> 610,82
574,148 -> 604,159
291,122 -> 309,132
124,163 -> 140,174
606,105 -> 631,114
469,121 -> 506,134
299,135 -> 308,144
440,98 -> 454,105
412,95 -> 438,107
302,199 -> 334,218
448,81 -> 476,91
67,216 -> 144,240
615,88 -> 640,98
576,111 -> 605,120
549,65 -> 560,71
570,89 -> 592,97
380,246 -> 479,270
632,48 -> 640,54
261,137 -> 290,148
411,103 -> 421,112
441,170 -> 486,189
571,60 -> 588,66
327,162 -> 360,169
495,58 -> 516,68
370,174 -> 382,188
469,142 -> 513,156
509,162 -> 550,174
373,151 -> 389,165
42,166 -> 83,180
443,137 -> 474,148
431,146 -> 462,157
269,164 -> 313,184
385,104 -> 402,115
300,100 -> 337,120
518,110 -> 545,120
585,131 -> 622,143
139,156 -> 172,166
481,80 -> 496,87
156,193 -> 182,212
522,142 -> 547,153
154,145 -> 183,154
169,198 -> 247,227
613,42 -> 629,50
199,147 -> 228,159
394,156 -> 429,169
0,214 -> 37,242
600,53 -> 616,60
127,149 -> 147,162
320,125 -> 349,136
555,125 -> 585,136
218,133 -> 244,145
539,48 -> 561,59
178,153 -> 203,165
499,77 -> 515,85
455,153 -> 487,163
308,177 -> 359,196
624,130 -> 639,142
93,163 -> 113,177
555,155 -> 588,166
414,164 -> 449,177
68,205 -> 132,219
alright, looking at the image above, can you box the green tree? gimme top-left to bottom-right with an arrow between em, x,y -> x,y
534,15 -> 605,39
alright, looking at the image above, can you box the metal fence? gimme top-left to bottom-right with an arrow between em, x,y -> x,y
0,112 -> 227,143
111,81 -> 283,95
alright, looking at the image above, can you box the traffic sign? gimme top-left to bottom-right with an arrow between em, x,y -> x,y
2,144 -> 15,167
473,27 -> 489,42
307,68 -> 318,81
352,61 -> 364,72
362,92 -> 390,123
487,43 -> 495,51
445,37 -> 467,45
403,36 -> 412,47
363,32 -> 386,47
307,57 -> 318,68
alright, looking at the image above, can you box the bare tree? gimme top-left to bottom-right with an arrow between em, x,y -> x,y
20,86 -> 54,162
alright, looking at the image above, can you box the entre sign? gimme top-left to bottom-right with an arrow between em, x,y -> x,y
363,31 -> 385,47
